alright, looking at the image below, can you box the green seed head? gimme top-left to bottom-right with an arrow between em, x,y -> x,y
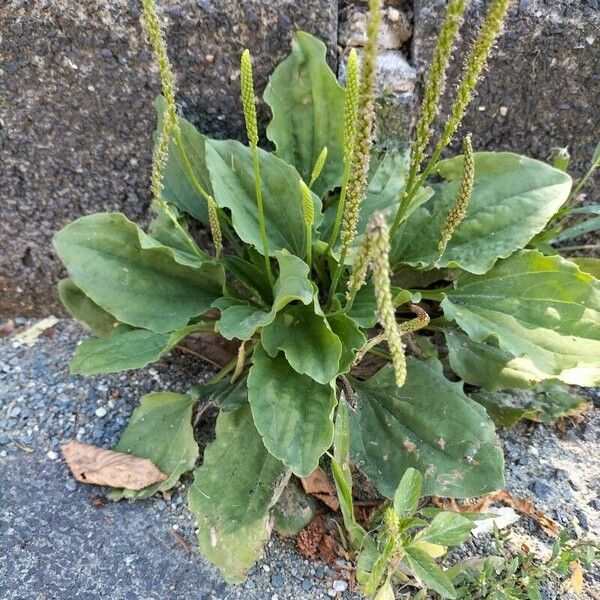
346,236 -> 373,302
207,196 -> 223,259
343,49 -> 360,159
309,146 -> 328,188
437,134 -> 475,257
407,0 -> 468,187
368,213 -> 407,388
339,0 -> 382,257
440,0 -> 510,150
141,0 -> 179,203
240,49 -> 259,148
299,180 -> 315,229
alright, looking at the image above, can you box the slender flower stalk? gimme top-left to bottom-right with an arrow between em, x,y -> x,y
393,0 -> 468,231
330,0 -> 382,297
327,48 -> 359,251
309,146 -> 328,188
299,180 -> 315,265
142,0 -> 235,256
207,196 -> 223,259
436,134 -> 475,259
369,213 -> 406,387
241,49 -> 273,284
391,0 -> 509,236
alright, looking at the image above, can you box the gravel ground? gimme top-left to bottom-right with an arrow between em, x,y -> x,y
0,318 -> 598,599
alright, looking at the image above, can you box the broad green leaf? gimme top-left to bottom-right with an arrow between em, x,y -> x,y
70,324 -> 205,375
188,406 -> 289,583
190,376 -> 248,412
320,150 -> 422,240
442,250 -> 600,386
349,358 -> 504,498
393,467 -> 423,519
53,213 -> 224,333
418,512 -> 473,546
393,153 -> 572,274
216,251 -> 313,341
221,255 -> 272,303
108,392 -> 198,500
570,257 -> 600,279
155,96 -> 212,224
356,151 -> 410,232
445,328 -> 548,392
327,313 -> 367,374
58,278 -> 116,336
272,478 -> 317,537
261,302 -> 342,384
147,200 -> 207,264
472,381 -> 588,428
206,139 -> 322,257
264,31 -> 345,197
247,344 -> 336,477
405,546 -> 457,599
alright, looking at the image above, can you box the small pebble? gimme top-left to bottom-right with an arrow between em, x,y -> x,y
65,480 -> 77,492
95,407 -> 107,418
47,450 -> 59,461
589,498 -> 600,511
271,574 -> 284,589
301,580 -> 312,591
530,480 -> 553,500
553,468 -> 568,480
262,564 -> 270,573
574,509 -> 589,531
333,580 -> 348,593
0,434 -> 10,445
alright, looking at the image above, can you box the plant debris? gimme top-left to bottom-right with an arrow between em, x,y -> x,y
61,440 -> 167,490
296,515 -> 348,565
301,467 -> 339,511
433,489 -> 559,536
12,316 -> 59,347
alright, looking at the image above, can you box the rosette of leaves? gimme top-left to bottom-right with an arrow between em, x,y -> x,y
53,0 -> 600,586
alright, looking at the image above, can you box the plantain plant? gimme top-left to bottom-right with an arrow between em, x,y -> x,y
53,0 -> 600,589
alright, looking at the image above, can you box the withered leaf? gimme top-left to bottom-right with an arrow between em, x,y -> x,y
61,440 -> 167,490
301,467 -> 339,511
433,489 -> 559,537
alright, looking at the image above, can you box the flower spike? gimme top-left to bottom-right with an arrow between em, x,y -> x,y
437,134 -> 475,259
368,213 -> 406,388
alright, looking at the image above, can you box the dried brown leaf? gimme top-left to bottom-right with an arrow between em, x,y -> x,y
301,467 -> 339,511
433,490 -> 559,537
61,440 -> 167,490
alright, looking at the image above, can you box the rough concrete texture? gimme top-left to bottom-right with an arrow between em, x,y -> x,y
412,0 -> 600,173
2,0 -> 600,317
0,0 -> 338,317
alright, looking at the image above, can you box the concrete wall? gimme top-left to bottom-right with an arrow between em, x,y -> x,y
1,0 -> 598,317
